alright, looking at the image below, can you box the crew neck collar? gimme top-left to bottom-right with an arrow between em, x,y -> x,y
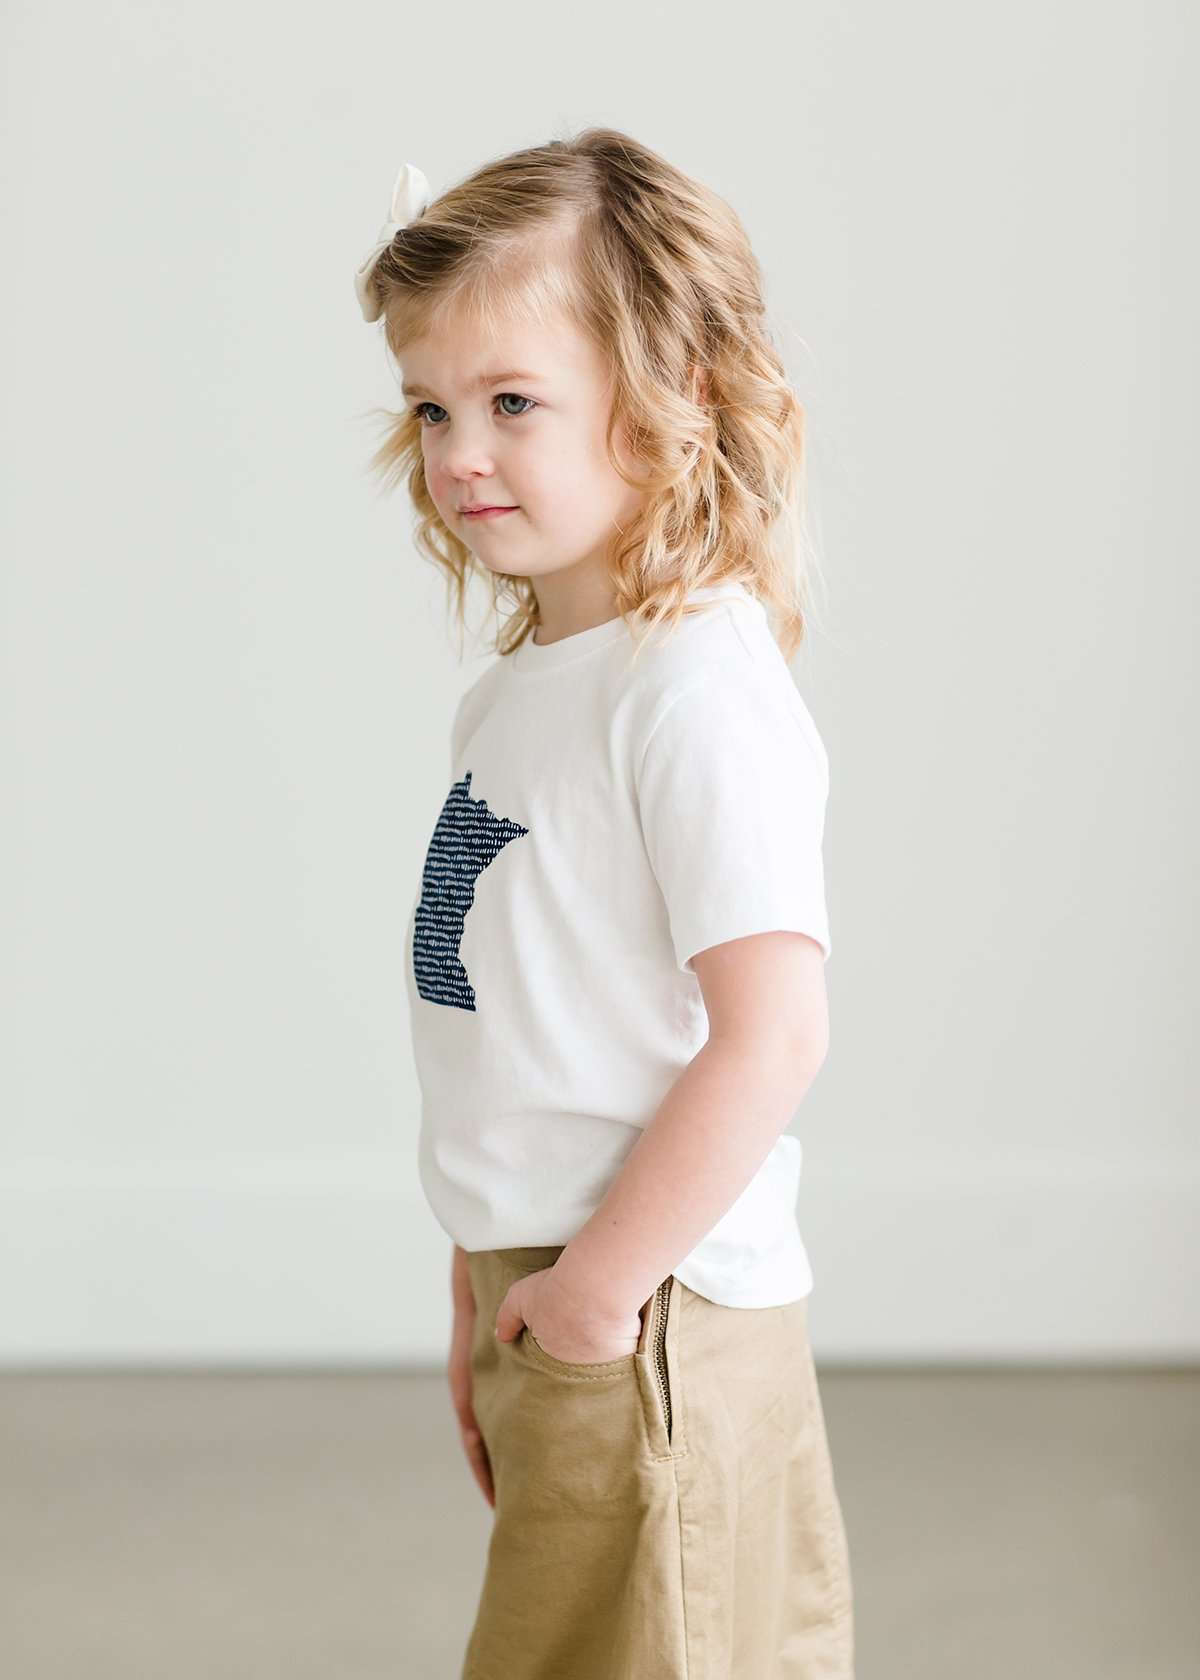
508,581 -> 752,675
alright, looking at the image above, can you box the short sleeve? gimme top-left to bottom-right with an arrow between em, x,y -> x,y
634,666 -> 832,974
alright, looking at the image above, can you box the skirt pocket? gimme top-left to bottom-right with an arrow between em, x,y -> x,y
523,1325 -> 639,1378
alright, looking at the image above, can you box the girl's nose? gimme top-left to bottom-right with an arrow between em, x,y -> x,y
436,430 -> 497,479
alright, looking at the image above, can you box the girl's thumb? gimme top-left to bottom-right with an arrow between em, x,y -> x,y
493,1301 -> 521,1344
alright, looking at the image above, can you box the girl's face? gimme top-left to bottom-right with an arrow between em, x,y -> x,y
399,305 -> 646,589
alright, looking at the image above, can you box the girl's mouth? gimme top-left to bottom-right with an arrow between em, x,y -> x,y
462,506 -> 517,520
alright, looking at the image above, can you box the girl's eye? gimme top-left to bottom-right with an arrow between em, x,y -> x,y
412,401 -> 448,426
497,392 -> 538,417
411,393 -> 539,426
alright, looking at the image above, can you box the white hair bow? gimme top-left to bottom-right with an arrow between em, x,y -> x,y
354,161 -> 432,323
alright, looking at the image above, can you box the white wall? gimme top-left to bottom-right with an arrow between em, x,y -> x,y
2,1 -> 1195,1366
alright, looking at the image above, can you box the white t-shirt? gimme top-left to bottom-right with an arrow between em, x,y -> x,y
404,580 -> 832,1308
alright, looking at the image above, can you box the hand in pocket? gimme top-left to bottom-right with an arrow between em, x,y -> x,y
495,1263 -> 644,1366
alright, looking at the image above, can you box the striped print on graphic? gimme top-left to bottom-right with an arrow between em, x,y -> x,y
412,771 -> 530,1011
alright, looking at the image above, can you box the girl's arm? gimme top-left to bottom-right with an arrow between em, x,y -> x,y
552,928 -> 829,1320
451,1242 -> 475,1310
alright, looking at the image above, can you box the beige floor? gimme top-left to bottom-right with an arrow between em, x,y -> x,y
2,1366 -> 1196,1678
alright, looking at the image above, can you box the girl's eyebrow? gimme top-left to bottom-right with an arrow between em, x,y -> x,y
401,369 -> 547,399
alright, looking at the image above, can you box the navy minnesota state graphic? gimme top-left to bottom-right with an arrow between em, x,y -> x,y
412,771 -> 529,1011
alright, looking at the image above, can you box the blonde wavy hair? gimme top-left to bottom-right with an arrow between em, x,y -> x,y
360,125 -> 826,663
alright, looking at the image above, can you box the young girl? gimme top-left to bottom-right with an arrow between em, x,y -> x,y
355,127 -> 854,1679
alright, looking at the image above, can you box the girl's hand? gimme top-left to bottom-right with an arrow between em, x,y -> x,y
495,1263 -> 643,1365
448,1248 -> 493,1509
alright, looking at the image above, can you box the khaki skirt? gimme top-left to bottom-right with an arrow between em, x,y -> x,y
461,1244 -> 855,1679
